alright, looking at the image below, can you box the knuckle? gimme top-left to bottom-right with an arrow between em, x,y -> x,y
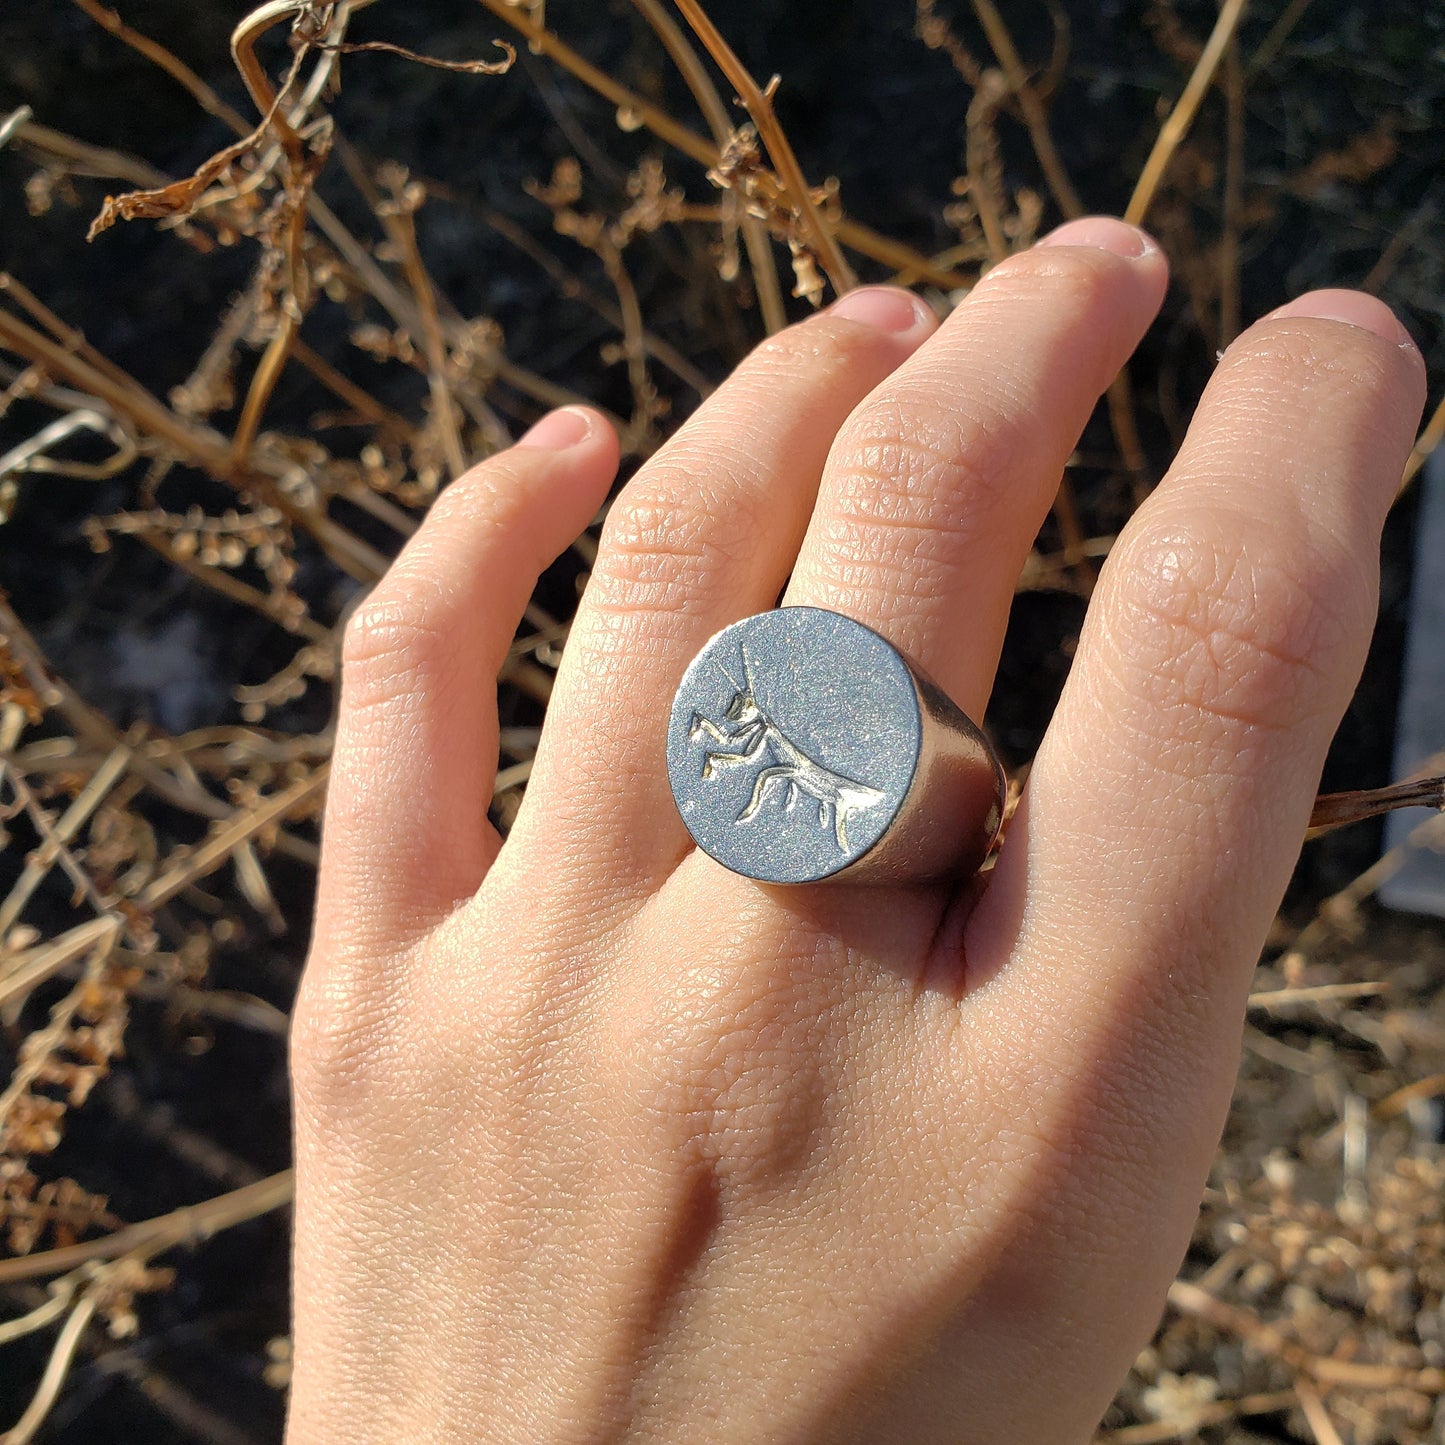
340,580 -> 456,705
290,956 -> 409,1118
589,474 -> 755,619
742,310 -> 903,384
426,465 -> 512,530
825,395 -> 1021,547
1225,321 -> 1396,398
613,938 -> 833,1197
975,246 -> 1125,322
1103,518 -> 1368,737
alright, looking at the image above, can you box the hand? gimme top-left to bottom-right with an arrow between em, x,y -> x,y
286,217 -> 1425,1443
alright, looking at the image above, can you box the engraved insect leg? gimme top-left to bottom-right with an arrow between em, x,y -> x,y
689,714 -> 736,745
704,733 -> 770,780
737,766 -> 795,822
692,718 -> 768,779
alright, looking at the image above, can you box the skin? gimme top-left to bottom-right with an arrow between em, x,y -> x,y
286,217 -> 1426,1443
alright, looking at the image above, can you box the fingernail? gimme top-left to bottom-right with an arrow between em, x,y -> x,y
1264,289 -> 1417,348
517,407 -> 592,450
829,285 -> 933,332
1035,216 -> 1157,260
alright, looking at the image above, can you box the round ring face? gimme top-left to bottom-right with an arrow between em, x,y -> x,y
666,608 -> 922,883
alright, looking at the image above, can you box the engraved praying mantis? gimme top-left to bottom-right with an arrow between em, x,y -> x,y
688,643 -> 887,853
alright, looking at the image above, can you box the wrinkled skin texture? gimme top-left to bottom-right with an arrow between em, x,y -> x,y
287,219 -> 1425,1443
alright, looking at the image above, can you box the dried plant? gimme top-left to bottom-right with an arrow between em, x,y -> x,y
0,0 -> 1442,1438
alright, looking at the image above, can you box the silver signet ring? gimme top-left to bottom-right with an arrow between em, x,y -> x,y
666,607 -> 1005,885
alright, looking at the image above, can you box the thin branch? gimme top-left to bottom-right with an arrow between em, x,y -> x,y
0,306 -> 386,581
313,37 -> 515,75
290,336 -> 414,440
0,744 -> 131,937
1168,1277 -> 1445,1392
67,0 -> 252,135
1375,1072 -> 1445,1120
1247,981 -> 1389,1011
0,596 -> 318,862
91,1352 -> 262,1445
0,924 -> 119,1144
0,1171 -> 294,1286
228,295 -> 303,470
1399,389 -> 1445,496
965,76 -> 1010,265
0,410 -> 136,483
1247,0 -> 1317,77
378,201 -> 468,480
1293,1381 -> 1346,1445
1124,0 -> 1249,228
0,918 -> 119,1014
0,1278 -> 78,1348
131,530 -> 331,643
440,189 -> 713,394
1306,773 -> 1445,836
1280,809 -> 1445,977
1,1291 -> 97,1444
969,0 -> 1083,219
134,765 -> 328,912
1096,1391 -> 1297,1444
672,0 -> 855,298
1218,29 -> 1245,346
14,120 -> 170,188
473,0 -> 967,290
0,107 -> 34,154
629,0 -> 787,333
0,272 -> 163,405
1108,369 -> 1151,503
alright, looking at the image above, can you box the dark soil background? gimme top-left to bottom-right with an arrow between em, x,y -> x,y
1,1 -> 1443,1440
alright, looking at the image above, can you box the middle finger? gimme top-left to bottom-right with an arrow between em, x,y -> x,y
784,216 -> 1169,719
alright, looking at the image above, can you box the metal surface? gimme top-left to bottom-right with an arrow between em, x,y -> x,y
666,607 -> 1004,884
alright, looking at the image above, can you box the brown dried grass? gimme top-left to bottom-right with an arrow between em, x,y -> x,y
0,1 -> 1442,1438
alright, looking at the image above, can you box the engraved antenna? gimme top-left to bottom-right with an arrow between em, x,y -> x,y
739,640 -> 758,697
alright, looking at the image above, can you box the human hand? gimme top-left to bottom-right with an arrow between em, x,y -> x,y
286,217 -> 1425,1443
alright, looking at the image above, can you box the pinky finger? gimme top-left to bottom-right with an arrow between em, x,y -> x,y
315,408 -> 619,956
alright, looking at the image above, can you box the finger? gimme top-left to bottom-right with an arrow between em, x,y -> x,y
926,296 -> 1424,1434
974,289 -> 1426,1023
783,217 -> 1168,718
315,408 -> 619,955
507,290 -> 938,891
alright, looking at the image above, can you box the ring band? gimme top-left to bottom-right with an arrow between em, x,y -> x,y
666,607 -> 1005,884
